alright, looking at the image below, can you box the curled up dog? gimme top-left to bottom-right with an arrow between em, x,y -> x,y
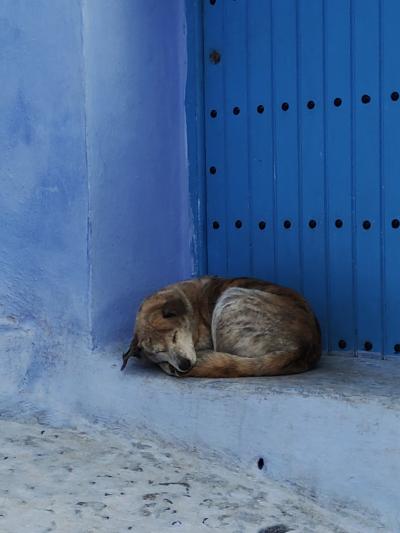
121,276 -> 321,378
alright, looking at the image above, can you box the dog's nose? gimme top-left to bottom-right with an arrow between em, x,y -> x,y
177,357 -> 192,372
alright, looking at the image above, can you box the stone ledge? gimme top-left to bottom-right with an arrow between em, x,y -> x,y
128,353 -> 400,405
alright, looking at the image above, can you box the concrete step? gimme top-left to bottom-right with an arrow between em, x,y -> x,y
2,351 -> 399,530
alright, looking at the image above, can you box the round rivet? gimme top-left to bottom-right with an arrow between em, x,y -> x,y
233,106 -> 240,115
212,221 -> 220,229
309,219 -> 317,229
307,100 -> 315,110
364,341 -> 373,351
257,104 -> 264,114
361,94 -> 371,104
335,219 -> 343,228
283,220 -> 291,229
391,91 -> 399,101
281,102 -> 289,111
209,50 -> 221,64
258,221 -> 266,230
257,458 -> 264,470
394,344 -> 400,353
334,97 -> 342,107
209,166 -> 216,175
210,109 -> 217,118
391,219 -> 400,229
362,220 -> 371,230
338,339 -> 347,350
235,219 -> 242,229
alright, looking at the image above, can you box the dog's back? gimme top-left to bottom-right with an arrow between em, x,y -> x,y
184,277 -> 321,378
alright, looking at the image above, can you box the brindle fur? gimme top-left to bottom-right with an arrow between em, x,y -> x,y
122,276 -> 321,378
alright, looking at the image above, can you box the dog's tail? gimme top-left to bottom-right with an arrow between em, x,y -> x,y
185,345 -> 320,378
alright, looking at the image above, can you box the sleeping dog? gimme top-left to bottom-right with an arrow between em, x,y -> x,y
121,276 -> 321,378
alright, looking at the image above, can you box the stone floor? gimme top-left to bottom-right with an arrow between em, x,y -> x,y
0,418 -> 372,533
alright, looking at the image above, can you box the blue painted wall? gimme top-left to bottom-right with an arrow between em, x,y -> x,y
0,0 -> 89,376
0,0 -> 192,388
83,0 -> 192,347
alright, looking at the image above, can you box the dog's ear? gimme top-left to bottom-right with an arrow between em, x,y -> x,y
121,334 -> 140,371
162,298 -> 186,319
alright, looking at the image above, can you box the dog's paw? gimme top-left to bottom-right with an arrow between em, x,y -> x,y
159,363 -> 182,377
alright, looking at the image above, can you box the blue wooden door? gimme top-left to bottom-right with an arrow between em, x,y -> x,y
203,0 -> 400,357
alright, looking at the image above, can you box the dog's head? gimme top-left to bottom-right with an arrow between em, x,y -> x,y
121,289 -> 196,374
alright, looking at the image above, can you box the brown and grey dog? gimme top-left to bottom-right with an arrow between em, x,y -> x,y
121,276 -> 321,378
